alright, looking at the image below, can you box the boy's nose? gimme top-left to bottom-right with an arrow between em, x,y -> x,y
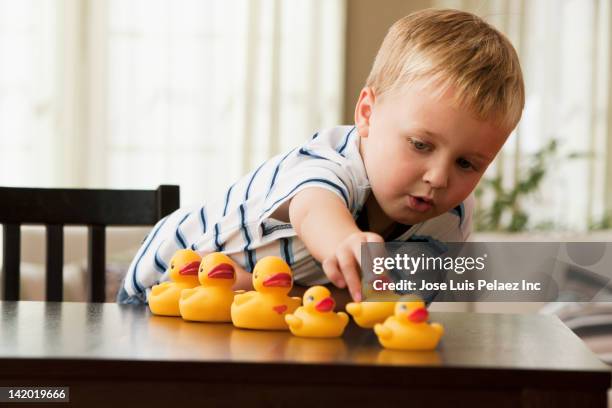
422,165 -> 449,189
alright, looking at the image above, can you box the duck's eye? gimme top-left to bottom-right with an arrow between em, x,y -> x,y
254,274 -> 258,279
307,296 -> 314,302
171,264 -> 175,269
400,304 -> 407,311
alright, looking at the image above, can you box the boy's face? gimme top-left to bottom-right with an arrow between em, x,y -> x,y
355,81 -> 511,225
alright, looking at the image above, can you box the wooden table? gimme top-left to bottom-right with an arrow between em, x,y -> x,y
0,301 -> 609,407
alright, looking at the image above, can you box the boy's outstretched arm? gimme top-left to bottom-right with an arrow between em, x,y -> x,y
232,262 -> 254,291
287,187 -> 383,302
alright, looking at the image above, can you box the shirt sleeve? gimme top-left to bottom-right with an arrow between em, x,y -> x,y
259,146 -> 358,225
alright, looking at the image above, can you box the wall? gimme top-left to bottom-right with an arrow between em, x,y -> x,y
343,0 -> 431,124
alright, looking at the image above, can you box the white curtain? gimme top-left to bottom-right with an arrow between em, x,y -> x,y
0,0 -> 346,206
435,0 -> 611,231
0,0 -> 57,187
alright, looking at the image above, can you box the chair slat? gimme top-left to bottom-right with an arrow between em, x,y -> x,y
0,186 -> 177,225
88,225 -> 106,303
46,225 -> 64,302
156,185 -> 180,220
1,185 -> 179,302
2,224 -> 21,301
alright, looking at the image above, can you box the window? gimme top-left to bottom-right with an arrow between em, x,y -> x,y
0,0 -> 346,206
0,0 -> 57,187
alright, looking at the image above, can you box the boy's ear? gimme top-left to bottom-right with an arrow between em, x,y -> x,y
354,87 -> 375,138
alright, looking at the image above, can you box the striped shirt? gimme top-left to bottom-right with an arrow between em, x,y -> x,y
120,125 -> 474,302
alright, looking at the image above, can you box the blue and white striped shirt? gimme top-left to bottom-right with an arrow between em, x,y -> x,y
120,125 -> 473,301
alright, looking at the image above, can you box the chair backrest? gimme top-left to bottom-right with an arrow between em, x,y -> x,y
0,185 -> 180,302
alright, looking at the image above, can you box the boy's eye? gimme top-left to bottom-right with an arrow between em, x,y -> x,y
408,138 -> 431,151
456,158 -> 474,170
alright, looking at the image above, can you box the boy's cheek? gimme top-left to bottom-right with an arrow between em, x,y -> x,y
443,188 -> 474,211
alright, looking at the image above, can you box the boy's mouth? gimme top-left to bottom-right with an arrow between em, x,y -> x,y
407,195 -> 433,212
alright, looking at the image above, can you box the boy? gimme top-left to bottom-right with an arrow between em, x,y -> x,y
118,8 -> 524,304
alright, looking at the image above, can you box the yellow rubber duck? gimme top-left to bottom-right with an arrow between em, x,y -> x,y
179,252 -> 237,322
345,300 -> 396,329
231,256 -> 301,330
346,275 -> 397,328
285,286 -> 348,338
346,301 -> 395,329
149,249 -> 201,316
374,298 -> 444,350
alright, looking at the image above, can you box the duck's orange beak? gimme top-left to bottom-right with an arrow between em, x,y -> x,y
179,261 -> 200,276
207,263 -> 235,279
315,297 -> 335,312
407,307 -> 428,323
263,273 -> 292,287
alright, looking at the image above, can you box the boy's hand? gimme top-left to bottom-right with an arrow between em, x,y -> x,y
322,231 -> 384,302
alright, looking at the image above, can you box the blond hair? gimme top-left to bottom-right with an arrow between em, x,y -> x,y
366,9 -> 525,130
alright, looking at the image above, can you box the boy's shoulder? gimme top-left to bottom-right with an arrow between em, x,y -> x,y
280,125 -> 366,180
298,125 -> 369,189
256,125 -> 369,217
306,125 -> 357,155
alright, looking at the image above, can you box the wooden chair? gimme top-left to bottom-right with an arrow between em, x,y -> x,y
0,185 -> 179,302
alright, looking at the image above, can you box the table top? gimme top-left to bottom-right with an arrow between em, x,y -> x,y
0,301 -> 610,390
